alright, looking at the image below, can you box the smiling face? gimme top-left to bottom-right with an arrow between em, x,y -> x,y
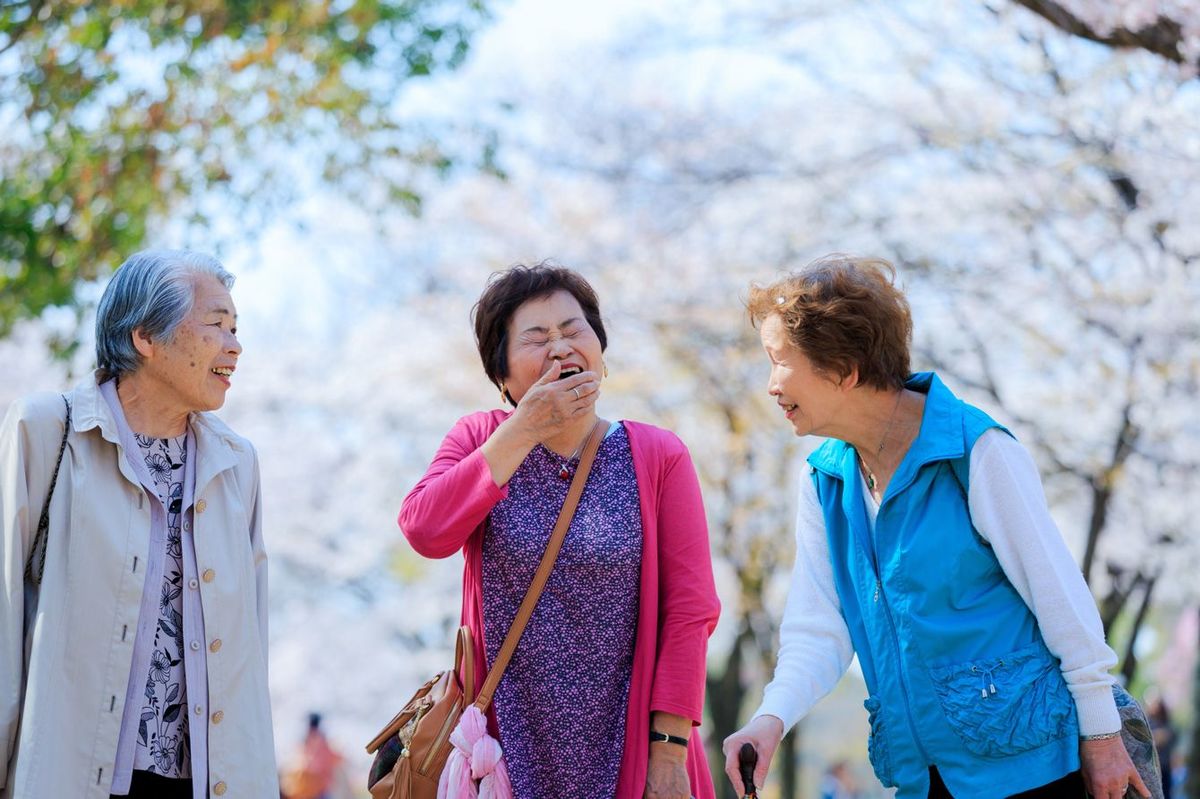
502,290 -> 603,404
133,273 -> 242,415
760,313 -> 849,438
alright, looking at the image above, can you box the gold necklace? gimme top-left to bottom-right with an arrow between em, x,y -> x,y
861,391 -> 904,498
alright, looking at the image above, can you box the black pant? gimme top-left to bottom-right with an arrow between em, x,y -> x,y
110,770 -> 193,799
928,766 -> 1086,798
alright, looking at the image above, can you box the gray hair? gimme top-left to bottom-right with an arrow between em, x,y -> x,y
95,249 -> 235,381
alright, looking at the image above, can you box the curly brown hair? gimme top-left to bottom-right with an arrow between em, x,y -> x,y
746,254 -> 912,391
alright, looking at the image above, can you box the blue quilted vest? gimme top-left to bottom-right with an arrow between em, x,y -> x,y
808,373 -> 1079,799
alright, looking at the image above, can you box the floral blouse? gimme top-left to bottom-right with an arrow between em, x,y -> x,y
131,432 -> 191,778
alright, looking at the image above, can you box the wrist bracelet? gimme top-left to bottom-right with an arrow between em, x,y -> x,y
649,730 -> 689,747
1080,730 -> 1121,741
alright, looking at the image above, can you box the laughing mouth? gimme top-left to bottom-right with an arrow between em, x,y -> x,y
212,367 -> 234,378
558,366 -> 583,379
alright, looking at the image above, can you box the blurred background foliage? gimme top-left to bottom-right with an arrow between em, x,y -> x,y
0,0 -> 491,355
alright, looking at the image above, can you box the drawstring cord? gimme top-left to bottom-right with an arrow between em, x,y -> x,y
971,663 -> 1001,698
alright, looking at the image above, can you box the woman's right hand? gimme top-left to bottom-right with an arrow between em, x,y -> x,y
506,360 -> 600,444
482,361 -> 600,486
722,715 -> 784,796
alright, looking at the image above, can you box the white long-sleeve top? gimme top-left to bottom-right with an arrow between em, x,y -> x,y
754,428 -> 1121,737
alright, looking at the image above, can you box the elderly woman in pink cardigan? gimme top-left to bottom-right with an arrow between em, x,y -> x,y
398,264 -> 720,799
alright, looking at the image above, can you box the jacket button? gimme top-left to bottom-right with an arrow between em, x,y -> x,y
211,710 -> 224,724
194,704 -> 204,715
190,641 -> 201,651
202,569 -> 215,583
213,781 -> 227,796
196,499 -> 207,513
209,639 -> 222,653
188,578 -> 199,590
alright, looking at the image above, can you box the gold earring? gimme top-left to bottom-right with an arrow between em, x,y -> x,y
602,359 -> 609,378
499,383 -> 508,406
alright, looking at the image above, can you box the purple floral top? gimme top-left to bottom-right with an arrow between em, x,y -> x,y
482,423 -> 642,799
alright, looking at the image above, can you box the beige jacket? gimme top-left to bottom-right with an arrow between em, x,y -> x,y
0,377 -> 278,798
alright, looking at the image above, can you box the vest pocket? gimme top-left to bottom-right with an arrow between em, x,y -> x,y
863,695 -> 897,787
929,641 -> 1075,758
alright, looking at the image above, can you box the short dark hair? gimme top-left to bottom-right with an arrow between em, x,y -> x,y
472,263 -> 607,399
746,254 -> 912,391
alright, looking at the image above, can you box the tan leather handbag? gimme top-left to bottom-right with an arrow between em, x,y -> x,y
366,626 -> 476,799
365,420 -> 606,799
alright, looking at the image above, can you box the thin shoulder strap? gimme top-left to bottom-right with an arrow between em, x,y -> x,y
25,395 -> 71,586
472,419 -> 606,712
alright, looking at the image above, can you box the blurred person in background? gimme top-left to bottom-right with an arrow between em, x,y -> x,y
1,250 -> 276,799
1145,693 -> 1176,799
722,255 -> 1147,799
819,760 -> 860,799
398,263 -> 720,799
281,713 -> 352,799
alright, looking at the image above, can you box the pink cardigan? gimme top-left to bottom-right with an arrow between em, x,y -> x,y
399,411 -> 720,799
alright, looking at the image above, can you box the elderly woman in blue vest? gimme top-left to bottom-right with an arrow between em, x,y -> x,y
721,256 -> 1148,799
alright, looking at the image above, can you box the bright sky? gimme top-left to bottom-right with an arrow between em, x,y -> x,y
222,0 -> 666,339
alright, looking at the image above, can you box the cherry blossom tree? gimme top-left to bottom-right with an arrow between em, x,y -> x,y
6,0 -> 1196,793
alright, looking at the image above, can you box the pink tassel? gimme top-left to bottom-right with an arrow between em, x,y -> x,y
438,706 -> 511,799
478,759 -> 512,799
470,736 -> 502,776
439,747 -> 477,799
438,712 -> 479,799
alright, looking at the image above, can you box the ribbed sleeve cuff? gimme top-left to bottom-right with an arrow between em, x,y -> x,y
1073,682 -> 1121,737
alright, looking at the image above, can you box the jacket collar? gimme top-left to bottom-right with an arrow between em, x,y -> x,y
70,372 -> 245,488
807,371 -> 965,484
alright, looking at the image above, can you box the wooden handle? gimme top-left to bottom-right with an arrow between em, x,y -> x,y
739,743 -> 758,798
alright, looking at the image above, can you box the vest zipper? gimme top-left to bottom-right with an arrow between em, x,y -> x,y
873,579 -> 932,766
869,503 -> 931,767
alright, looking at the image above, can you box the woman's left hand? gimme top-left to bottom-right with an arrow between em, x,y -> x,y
644,744 -> 690,799
1080,736 -> 1151,799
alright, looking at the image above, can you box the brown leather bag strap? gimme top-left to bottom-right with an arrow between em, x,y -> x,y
472,420 -> 606,712
456,625 -> 475,704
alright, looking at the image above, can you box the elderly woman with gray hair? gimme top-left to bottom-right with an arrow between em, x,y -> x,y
0,251 -> 277,799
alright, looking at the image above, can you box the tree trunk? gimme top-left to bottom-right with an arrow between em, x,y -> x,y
707,625 -> 751,799
780,723 -> 801,799
1082,403 -> 1138,586
1119,573 -> 1157,686
1099,567 -> 1138,636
